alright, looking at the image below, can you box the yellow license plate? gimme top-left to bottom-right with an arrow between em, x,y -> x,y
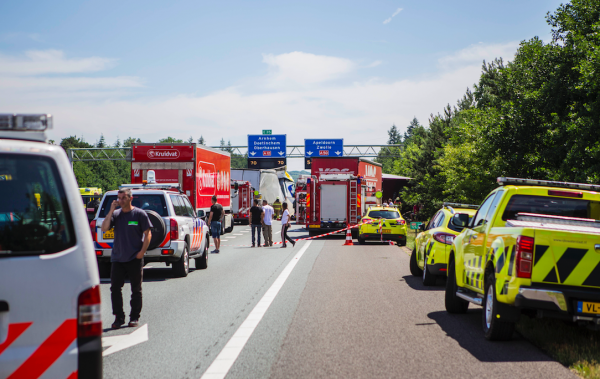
103,229 -> 114,240
309,225 -> 320,228
382,229 -> 391,234
578,301 -> 600,315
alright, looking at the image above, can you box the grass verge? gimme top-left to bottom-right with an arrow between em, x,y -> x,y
517,316 -> 600,378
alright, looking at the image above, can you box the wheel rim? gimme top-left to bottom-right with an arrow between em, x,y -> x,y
184,250 -> 189,272
485,284 -> 494,329
423,256 -> 427,280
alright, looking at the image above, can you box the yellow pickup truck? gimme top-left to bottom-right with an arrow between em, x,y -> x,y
446,177 -> 600,340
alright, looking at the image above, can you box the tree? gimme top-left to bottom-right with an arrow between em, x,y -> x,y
158,137 -> 184,143
123,137 -> 142,147
187,136 -> 194,143
387,124 -> 402,144
96,134 -> 106,148
198,136 -> 205,145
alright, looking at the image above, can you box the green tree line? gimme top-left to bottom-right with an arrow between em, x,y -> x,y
378,0 -> 600,219
61,135 -> 247,190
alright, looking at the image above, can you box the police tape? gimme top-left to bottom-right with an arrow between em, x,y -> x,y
211,220 -> 397,247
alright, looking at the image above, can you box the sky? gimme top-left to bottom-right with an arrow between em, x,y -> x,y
0,0 -> 563,169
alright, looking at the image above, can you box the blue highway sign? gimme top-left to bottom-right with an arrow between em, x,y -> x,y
304,139 -> 343,157
248,134 -> 287,158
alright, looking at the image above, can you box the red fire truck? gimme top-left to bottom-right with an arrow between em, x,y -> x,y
131,143 -> 234,234
295,175 -> 309,225
231,180 -> 253,224
306,157 -> 382,237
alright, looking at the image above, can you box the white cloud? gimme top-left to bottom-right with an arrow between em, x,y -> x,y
383,8 -> 403,24
262,51 -> 355,86
366,60 -> 382,68
0,50 -> 116,75
438,41 -> 519,69
0,43 -> 519,170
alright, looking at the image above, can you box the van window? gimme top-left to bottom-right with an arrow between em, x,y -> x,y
170,195 -> 185,216
0,154 -> 76,256
368,210 -> 400,219
472,193 -> 497,227
502,195 -> 600,221
99,194 -> 167,217
182,197 -> 196,217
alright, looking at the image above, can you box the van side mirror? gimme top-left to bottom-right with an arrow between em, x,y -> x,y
197,210 -> 205,218
452,213 -> 470,228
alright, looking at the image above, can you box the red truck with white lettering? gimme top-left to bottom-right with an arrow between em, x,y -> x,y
131,143 -> 234,234
306,157 -> 382,237
231,180 -> 253,224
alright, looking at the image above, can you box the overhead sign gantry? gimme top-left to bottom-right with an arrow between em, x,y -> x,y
247,134 -> 287,169
304,138 -> 343,169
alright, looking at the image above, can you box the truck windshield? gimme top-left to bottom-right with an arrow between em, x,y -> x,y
502,195 -> 600,221
99,195 -> 168,217
0,154 -> 76,256
368,210 -> 400,219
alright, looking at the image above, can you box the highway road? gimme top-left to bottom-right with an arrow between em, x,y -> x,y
99,224 -> 576,379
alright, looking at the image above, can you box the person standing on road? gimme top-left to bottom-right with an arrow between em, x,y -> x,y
101,188 -> 152,329
280,202 -> 295,248
86,191 -> 101,220
207,195 -> 223,253
262,200 -> 274,247
249,199 -> 263,247
273,198 -> 282,220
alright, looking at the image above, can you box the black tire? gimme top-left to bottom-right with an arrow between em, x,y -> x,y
445,258 -> 469,314
173,244 -> 190,277
145,210 -> 166,251
422,253 -> 437,286
358,235 -> 366,244
98,261 -> 111,279
410,249 -> 423,277
483,272 -> 515,341
226,221 -> 234,233
195,234 -> 209,270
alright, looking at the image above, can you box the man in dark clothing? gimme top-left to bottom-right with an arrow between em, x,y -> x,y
249,199 -> 263,247
207,195 -> 223,253
101,188 -> 152,329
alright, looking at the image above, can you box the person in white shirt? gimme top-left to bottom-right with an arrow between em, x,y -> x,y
280,202 -> 295,248
261,200 -> 274,247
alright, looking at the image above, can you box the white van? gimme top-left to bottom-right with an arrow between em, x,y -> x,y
0,114 -> 102,378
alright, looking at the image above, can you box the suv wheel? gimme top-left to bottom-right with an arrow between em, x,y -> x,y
422,254 -> 436,286
482,272 -> 515,341
173,244 -> 189,277
358,234 -> 366,245
195,234 -> 209,270
409,249 -> 422,277
445,258 -> 469,313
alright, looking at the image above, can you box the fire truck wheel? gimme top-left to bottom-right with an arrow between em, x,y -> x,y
98,261 -> 111,278
195,236 -> 208,270
173,244 -> 189,278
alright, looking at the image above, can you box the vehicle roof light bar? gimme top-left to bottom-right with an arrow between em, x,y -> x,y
119,183 -> 182,191
0,114 -> 53,131
498,177 -> 600,192
443,202 -> 480,210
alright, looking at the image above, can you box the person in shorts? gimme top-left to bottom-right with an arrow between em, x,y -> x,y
262,200 -> 274,246
101,188 -> 152,329
208,195 -> 223,253
249,199 -> 263,247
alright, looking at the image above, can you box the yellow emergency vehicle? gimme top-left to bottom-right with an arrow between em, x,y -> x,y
358,206 -> 408,245
410,203 -> 479,286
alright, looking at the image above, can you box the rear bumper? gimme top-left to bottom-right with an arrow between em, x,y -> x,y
426,263 -> 447,276
515,285 -> 600,322
360,233 -> 406,242
96,240 -> 186,262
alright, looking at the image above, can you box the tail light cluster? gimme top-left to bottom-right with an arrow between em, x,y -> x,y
90,220 -> 97,241
78,285 -> 101,338
170,218 -> 179,240
433,232 -> 455,245
516,235 -> 534,278
396,219 -> 406,225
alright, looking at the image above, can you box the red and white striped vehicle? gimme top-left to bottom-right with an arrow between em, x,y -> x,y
0,114 -> 102,378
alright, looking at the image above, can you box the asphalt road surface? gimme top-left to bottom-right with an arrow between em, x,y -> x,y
100,224 -> 576,379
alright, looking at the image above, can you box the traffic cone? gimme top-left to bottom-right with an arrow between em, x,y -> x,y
343,228 -> 354,246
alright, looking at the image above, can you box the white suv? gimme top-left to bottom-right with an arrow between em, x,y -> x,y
93,186 -> 210,278
0,114 -> 102,378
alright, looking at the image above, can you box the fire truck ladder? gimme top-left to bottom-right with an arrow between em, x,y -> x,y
350,180 -> 358,224
241,186 -> 248,214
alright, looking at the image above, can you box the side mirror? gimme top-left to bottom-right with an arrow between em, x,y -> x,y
197,210 -> 205,218
451,213 -> 470,228
234,182 -> 239,191
419,223 -> 426,231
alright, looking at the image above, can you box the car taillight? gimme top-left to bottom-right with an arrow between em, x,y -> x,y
90,220 -> 97,241
78,285 -> 101,338
433,232 -> 455,245
170,218 -> 178,240
516,235 -> 534,278
396,219 -> 406,225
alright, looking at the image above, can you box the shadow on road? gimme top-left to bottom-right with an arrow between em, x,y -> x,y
427,310 -> 556,362
402,275 -> 446,291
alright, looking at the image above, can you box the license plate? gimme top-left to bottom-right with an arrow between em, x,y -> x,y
578,301 -> 600,315
382,229 -> 391,234
103,229 -> 114,240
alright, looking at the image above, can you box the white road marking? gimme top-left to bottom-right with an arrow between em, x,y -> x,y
102,324 -> 149,356
233,233 -> 243,235
219,239 -> 228,242
240,230 -> 249,233
200,241 -> 312,379
228,236 -> 236,239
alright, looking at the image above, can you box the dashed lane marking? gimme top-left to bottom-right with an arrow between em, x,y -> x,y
200,241 -> 313,379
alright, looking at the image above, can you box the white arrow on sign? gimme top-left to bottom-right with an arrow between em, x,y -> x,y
102,324 -> 149,356
306,151 -> 313,156
278,151 -> 284,156
335,151 -> 341,155
249,151 -> 256,156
